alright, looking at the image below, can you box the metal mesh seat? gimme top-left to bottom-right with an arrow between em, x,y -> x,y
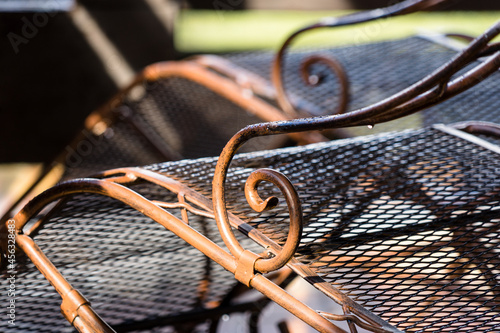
6,122 -> 497,332
1,60 -> 308,223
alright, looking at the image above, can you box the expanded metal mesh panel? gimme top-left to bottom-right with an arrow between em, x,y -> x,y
129,78 -> 279,159
149,126 -> 500,332
223,36 -> 500,135
62,75 -> 281,181
0,184 -> 262,332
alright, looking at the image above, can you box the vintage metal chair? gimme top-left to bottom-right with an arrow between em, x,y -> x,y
2,0 -> 500,332
0,52 -> 323,333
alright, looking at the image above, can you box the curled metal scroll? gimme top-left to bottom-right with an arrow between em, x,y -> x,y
213,9 -> 500,278
272,0 -> 451,116
277,50 -> 350,118
299,55 -> 350,117
244,169 -> 303,273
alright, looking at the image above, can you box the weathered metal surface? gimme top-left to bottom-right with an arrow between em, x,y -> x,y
2,0 -> 500,332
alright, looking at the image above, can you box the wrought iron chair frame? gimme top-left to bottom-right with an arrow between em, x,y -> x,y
3,0 -> 500,332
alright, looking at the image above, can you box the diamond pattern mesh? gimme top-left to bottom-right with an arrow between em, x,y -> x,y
147,126 -> 500,332
127,78 -> 280,159
62,120 -> 165,180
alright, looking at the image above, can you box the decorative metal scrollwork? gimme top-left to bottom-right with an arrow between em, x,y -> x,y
244,169 -> 303,273
299,55 -> 350,116
271,0 -> 451,118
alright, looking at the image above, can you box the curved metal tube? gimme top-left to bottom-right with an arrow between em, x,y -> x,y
213,19 -> 500,276
319,311 -> 392,333
271,0 -> 451,115
193,54 -> 349,119
446,33 -> 500,57
455,121 -> 500,138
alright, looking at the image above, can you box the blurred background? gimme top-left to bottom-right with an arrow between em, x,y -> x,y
0,0 -> 499,222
